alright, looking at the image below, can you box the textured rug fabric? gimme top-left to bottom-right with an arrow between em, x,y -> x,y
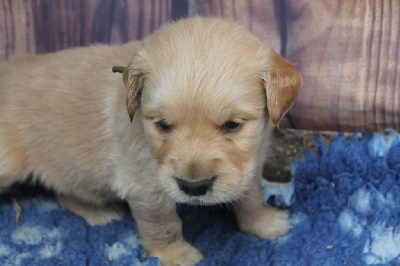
1,129 -> 400,265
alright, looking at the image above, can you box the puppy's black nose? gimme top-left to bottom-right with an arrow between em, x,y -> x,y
176,177 -> 216,196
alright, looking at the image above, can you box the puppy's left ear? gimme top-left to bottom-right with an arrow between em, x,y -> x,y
123,66 -> 143,122
263,51 -> 302,128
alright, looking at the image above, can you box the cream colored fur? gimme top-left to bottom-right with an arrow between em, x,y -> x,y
0,17 -> 302,265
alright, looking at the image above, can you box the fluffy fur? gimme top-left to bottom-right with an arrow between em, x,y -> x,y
0,17 -> 302,265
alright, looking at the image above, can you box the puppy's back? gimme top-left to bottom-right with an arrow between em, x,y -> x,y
0,42 -> 138,189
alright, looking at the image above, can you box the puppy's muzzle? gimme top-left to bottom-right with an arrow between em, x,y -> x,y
176,177 -> 216,196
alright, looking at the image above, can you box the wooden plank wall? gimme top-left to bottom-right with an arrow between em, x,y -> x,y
0,0 -> 399,132
286,0 -> 400,131
0,0 -> 175,58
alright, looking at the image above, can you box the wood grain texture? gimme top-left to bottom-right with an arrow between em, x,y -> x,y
286,0 -> 400,131
0,0 -> 172,61
0,0 -> 36,61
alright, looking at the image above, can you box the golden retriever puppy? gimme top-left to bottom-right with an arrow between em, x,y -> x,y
0,17 -> 301,265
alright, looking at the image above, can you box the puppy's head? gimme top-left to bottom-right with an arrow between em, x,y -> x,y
123,17 -> 302,204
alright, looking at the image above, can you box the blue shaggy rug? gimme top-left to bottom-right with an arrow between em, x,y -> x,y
1,129 -> 400,265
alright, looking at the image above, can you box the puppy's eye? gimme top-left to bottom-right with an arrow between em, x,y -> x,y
222,121 -> 242,133
155,120 -> 172,132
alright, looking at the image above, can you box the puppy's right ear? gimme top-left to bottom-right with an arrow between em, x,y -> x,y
123,66 -> 143,122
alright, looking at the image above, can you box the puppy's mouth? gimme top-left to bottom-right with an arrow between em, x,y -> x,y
171,176 -> 216,205
164,175 -> 246,205
176,194 -> 218,206
184,197 -> 205,205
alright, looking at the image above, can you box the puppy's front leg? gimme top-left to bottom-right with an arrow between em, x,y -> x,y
233,176 -> 291,240
128,194 -> 203,266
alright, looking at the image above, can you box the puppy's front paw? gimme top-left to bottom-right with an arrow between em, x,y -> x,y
151,240 -> 204,266
238,206 -> 291,240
